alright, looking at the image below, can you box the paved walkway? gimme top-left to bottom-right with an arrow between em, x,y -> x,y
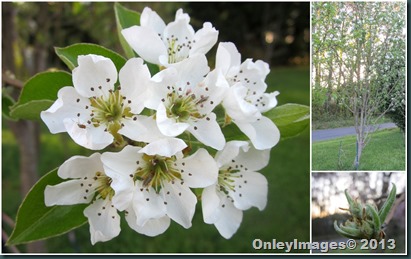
312,123 -> 397,142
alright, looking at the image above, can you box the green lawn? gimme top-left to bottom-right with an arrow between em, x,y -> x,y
312,128 -> 405,171
2,66 -> 310,253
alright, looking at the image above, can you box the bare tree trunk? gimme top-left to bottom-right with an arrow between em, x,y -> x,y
2,2 -> 47,253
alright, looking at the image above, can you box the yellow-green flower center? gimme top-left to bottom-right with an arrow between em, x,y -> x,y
165,92 -> 205,122
94,171 -> 115,200
88,88 -> 134,144
134,154 -> 182,193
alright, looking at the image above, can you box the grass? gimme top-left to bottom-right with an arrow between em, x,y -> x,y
312,128 -> 405,171
2,66 -> 310,253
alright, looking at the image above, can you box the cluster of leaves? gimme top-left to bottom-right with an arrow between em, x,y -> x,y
4,3 -> 309,246
334,184 -> 396,241
311,2 -> 405,121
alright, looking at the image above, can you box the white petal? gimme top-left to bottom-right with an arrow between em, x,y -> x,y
187,113 -> 225,150
84,199 -> 121,245
216,42 -> 241,76
40,87 -> 89,134
201,185 -> 221,224
230,171 -> 268,211
101,145 -> 142,174
156,103 -> 190,136
140,7 -> 166,34
164,15 -> 194,45
139,138 -> 187,157
58,153 -> 103,179
223,83 -> 261,122
101,146 -> 143,210
173,55 -> 209,91
258,91 -> 280,113
214,141 -> 249,168
161,181 -> 197,229
242,59 -> 270,82
254,60 -> 270,78
145,67 -> 178,110
44,179 -> 94,206
118,115 -> 164,143
235,116 -> 280,150
126,207 -> 170,237
132,182 -> 167,226
176,148 -> 218,188
190,22 -> 218,56
118,58 -> 151,114
231,143 -> 270,171
195,69 -> 229,115
175,8 -> 190,23
214,197 -> 243,239
121,26 -> 167,65
73,55 -> 117,98
63,118 -> 113,150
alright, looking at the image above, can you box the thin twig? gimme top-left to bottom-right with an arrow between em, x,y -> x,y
2,212 -> 15,228
2,229 -> 20,253
2,72 -> 23,89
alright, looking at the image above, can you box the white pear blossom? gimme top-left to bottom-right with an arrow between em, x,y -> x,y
216,42 -> 280,150
44,153 -> 121,245
101,138 -> 219,235
41,55 -> 152,150
202,141 -> 269,239
121,7 -> 218,67
144,54 -> 228,150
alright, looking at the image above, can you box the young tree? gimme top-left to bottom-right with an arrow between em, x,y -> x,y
313,2 -> 405,169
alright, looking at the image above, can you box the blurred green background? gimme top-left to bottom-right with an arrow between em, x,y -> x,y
2,2 -> 309,253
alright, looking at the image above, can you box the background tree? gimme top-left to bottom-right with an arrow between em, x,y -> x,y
312,2 -> 405,169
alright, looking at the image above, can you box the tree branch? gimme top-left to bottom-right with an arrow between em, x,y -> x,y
2,72 -> 23,89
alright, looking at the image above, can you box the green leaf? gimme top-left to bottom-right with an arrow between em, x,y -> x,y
222,123 -> 247,142
264,103 -> 309,139
9,71 -> 72,120
366,204 -> 381,232
378,183 -> 396,224
10,100 -> 54,121
2,92 -> 16,120
55,43 -> 127,72
114,3 -> 140,59
334,221 -> 360,239
7,168 -> 87,246
114,3 -> 160,75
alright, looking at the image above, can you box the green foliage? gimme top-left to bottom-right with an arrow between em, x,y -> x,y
312,1 -> 405,127
222,103 -> 309,142
114,3 -> 159,75
7,168 -> 88,246
9,71 -> 72,120
114,3 -> 140,59
379,184 -> 397,224
55,43 -> 127,72
264,103 -> 309,140
2,92 -> 16,120
334,184 -> 396,241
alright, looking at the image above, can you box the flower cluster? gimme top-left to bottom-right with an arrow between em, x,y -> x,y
42,7 -> 280,244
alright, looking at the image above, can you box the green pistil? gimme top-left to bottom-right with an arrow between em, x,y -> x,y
217,168 -> 240,195
89,89 -> 133,144
134,154 -> 182,193
166,92 -> 204,122
94,171 -> 115,200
